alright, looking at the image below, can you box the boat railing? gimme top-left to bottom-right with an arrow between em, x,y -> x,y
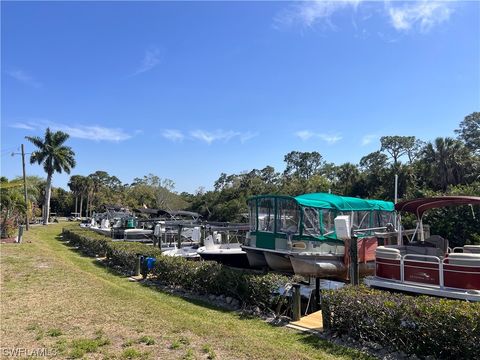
401,254 -> 442,286
383,252 -> 480,289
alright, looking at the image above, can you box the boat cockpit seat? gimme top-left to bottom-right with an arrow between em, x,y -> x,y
448,253 -> 480,267
404,245 -> 444,262
377,245 -> 443,262
292,242 -> 307,250
424,235 -> 449,255
464,245 -> 480,254
376,246 -> 404,260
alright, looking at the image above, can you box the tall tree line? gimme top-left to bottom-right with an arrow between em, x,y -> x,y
183,113 -> 480,246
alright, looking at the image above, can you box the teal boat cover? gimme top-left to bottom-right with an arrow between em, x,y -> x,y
294,193 -> 394,211
249,193 -> 393,212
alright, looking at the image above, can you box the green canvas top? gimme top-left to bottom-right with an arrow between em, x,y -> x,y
250,193 -> 394,212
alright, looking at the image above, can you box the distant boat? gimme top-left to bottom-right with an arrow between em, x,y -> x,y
162,244 -> 200,259
197,224 -> 251,268
89,205 -> 153,240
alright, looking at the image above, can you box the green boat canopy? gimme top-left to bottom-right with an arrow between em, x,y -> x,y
294,193 -> 394,211
248,193 -> 394,243
249,193 -> 394,212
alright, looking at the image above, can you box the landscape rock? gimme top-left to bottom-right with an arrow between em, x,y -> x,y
365,341 -> 383,351
226,296 -> 233,304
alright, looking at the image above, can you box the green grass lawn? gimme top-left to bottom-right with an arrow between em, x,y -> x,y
0,223 -> 372,359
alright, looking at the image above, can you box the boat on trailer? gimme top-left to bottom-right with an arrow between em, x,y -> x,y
242,193 -> 395,278
364,196 -> 480,301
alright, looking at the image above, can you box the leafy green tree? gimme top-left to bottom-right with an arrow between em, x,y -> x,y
1,178 -> 27,237
455,112 -> 480,154
283,151 -> 323,180
26,128 -> 76,224
380,136 -> 416,169
50,188 -> 74,216
420,137 -> 471,191
68,175 -> 84,216
126,173 -> 185,210
333,162 -> 362,196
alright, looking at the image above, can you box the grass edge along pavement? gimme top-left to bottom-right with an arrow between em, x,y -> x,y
1,223 -> 372,360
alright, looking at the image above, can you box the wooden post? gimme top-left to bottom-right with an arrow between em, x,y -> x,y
292,283 -> 301,321
315,277 -> 321,311
135,255 -> 142,276
177,225 -> 183,248
17,225 -> 24,243
152,234 -> 157,248
321,297 -> 331,331
349,235 -> 359,286
158,225 -> 162,252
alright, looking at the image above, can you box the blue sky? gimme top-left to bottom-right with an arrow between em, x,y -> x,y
2,1 -> 479,193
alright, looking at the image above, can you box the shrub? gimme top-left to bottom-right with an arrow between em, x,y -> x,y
151,255 -> 289,309
63,226 -> 110,257
62,226 -> 290,310
106,242 -> 162,271
322,285 -> 480,359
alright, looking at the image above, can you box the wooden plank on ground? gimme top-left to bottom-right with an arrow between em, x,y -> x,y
287,310 -> 323,333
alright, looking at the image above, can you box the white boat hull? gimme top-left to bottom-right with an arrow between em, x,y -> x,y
263,250 -> 294,272
197,244 -> 250,268
243,246 -> 268,268
290,254 -> 348,278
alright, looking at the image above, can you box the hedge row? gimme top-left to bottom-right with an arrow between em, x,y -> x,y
152,256 -> 288,308
61,225 -> 289,310
322,285 -> 480,359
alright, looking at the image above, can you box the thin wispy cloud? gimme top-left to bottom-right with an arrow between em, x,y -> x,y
239,131 -> 259,143
295,130 -> 315,141
9,120 -> 132,142
295,130 -> 342,144
133,47 -> 161,75
275,0 -> 363,28
9,122 -> 36,130
161,129 -> 257,144
387,1 -> 452,32
6,69 -> 42,88
275,0 -> 453,34
162,129 -> 185,142
361,134 -> 378,146
190,130 -> 240,144
51,123 -> 131,142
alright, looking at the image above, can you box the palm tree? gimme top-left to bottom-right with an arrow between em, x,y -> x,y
68,175 -> 83,217
26,128 -> 76,225
421,137 -> 466,191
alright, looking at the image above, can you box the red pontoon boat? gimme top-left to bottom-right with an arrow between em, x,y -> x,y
364,196 -> 480,301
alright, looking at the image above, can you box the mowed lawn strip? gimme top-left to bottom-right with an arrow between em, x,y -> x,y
1,223 -> 372,359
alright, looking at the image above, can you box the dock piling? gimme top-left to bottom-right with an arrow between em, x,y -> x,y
292,283 -> 301,321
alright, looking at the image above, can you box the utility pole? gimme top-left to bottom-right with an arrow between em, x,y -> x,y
12,145 -> 30,230
21,144 -> 29,230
